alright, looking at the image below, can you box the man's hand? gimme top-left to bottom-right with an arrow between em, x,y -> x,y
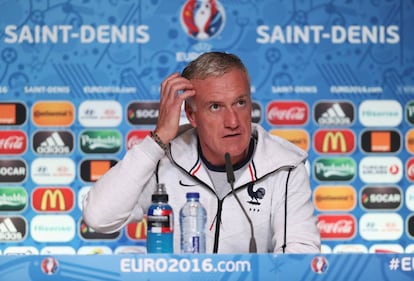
155,73 -> 195,144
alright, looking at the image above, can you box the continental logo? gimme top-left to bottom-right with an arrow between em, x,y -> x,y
32,187 -> 74,212
80,159 -> 117,182
314,129 -> 355,154
314,101 -> 354,126
360,186 -> 402,210
269,129 -> 309,151
0,102 -> 27,126
79,219 -> 120,240
0,187 -> 27,211
406,101 -> 414,125
360,129 -> 401,153
32,101 -> 75,127
79,130 -> 122,154
313,157 -> 356,181
126,130 -> 151,150
406,129 -> 414,154
127,101 -> 159,125
126,219 -> 147,240
313,186 -> 356,211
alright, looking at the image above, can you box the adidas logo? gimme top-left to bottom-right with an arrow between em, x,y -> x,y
0,217 -> 24,241
35,132 -> 71,154
317,103 -> 351,125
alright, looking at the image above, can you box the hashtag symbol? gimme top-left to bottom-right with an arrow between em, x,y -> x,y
389,258 -> 400,270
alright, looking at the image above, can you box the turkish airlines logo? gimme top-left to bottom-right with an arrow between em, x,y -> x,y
361,186 -> 402,210
127,102 -> 159,125
314,129 -> 355,154
314,101 -> 354,126
0,159 -> 27,183
32,101 -> 75,127
126,130 -> 151,150
270,129 -> 309,151
32,187 -> 74,212
0,130 -> 27,155
266,101 -> 308,126
360,130 -> 401,153
359,156 -> 403,183
0,102 -> 27,126
317,214 -> 356,240
80,159 -> 117,182
0,216 -> 27,242
32,130 -> 74,155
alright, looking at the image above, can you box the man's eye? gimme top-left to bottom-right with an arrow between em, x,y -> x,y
237,100 -> 246,107
210,104 -> 220,111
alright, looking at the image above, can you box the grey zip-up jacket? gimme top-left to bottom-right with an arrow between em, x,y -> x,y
83,124 -> 321,254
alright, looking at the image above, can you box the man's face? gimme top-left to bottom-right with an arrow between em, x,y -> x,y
185,68 -> 252,165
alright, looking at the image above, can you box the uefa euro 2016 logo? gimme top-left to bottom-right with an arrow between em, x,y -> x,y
41,257 -> 59,275
180,0 -> 226,41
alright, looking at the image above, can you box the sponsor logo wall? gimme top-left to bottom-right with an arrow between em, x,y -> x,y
0,0 -> 413,255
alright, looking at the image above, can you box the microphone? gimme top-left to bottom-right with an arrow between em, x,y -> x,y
224,152 -> 257,253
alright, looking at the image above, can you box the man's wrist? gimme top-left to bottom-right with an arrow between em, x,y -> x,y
150,130 -> 169,151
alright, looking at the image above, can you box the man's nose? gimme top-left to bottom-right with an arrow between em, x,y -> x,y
224,108 -> 239,128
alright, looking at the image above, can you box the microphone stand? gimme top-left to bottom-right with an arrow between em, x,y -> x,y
225,153 -> 257,253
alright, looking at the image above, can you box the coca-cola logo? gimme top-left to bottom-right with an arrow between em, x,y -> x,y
266,101 -> 308,125
0,130 -> 27,155
407,157 -> 414,182
126,130 -> 151,150
317,214 -> 356,240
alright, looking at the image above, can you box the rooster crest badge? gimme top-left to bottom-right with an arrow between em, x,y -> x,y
247,183 -> 265,205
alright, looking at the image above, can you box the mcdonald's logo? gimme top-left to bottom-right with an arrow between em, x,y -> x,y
32,187 -> 74,212
126,218 -> 147,240
314,129 -> 355,154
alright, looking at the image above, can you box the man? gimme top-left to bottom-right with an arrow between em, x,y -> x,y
83,52 -> 320,253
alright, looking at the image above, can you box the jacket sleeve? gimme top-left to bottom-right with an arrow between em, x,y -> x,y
82,135 -> 165,233
273,162 -> 321,253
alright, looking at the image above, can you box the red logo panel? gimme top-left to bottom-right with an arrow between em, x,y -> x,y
266,101 -> 308,126
0,130 -> 27,155
314,129 -> 355,154
317,214 -> 356,240
32,187 -> 74,212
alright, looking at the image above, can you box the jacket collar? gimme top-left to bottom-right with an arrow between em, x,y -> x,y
169,124 -> 308,186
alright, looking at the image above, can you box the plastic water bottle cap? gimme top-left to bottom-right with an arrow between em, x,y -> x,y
186,192 -> 199,199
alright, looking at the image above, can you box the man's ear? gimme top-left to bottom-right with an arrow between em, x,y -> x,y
185,101 -> 197,127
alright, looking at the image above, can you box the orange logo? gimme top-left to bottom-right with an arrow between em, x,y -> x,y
313,185 -> 356,211
406,129 -> 414,154
371,131 -> 390,152
270,129 -> 309,151
90,160 -> 111,181
32,101 -> 75,126
0,104 -> 16,124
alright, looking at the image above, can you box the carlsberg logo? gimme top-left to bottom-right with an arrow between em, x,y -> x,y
314,158 -> 356,181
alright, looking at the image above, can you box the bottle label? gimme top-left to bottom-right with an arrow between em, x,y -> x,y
192,236 -> 200,253
147,209 -> 173,234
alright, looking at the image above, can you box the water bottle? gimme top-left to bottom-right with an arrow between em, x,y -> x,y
146,183 -> 173,253
179,192 -> 207,253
